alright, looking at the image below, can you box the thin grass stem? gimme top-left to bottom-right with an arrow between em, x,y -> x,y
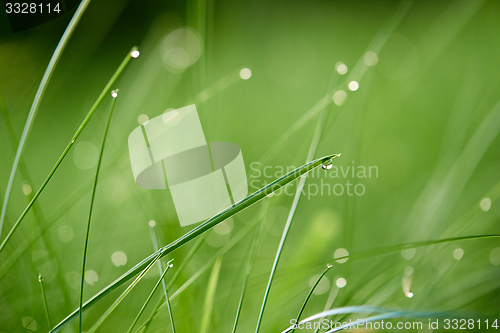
141,233 -> 207,333
0,47 -> 138,253
87,251 -> 163,333
231,200 -> 269,333
291,264 -> 332,333
49,154 -> 337,333
38,273 -> 51,330
126,259 -> 174,333
148,223 -> 176,333
200,257 -> 222,333
78,91 -> 119,333
137,211 -> 265,333
0,0 -> 91,237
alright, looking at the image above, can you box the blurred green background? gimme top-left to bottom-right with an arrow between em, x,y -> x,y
1,0 -> 500,332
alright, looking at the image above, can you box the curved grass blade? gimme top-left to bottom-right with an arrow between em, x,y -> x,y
254,123 -> 340,333
126,259 -> 174,333
291,264 -> 332,333
282,306 -> 446,333
313,281 -> 339,333
200,257 -> 223,333
140,233 -> 207,333
0,47 -> 139,253
38,273 -> 51,330
335,234 -> 500,263
138,211 -> 265,333
78,91 -> 119,333
87,251 -> 163,333
49,154 -> 338,333
0,0 -> 91,237
148,223 -> 176,333
231,200 -> 269,333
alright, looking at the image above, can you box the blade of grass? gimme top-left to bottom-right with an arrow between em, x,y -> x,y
138,208 -> 267,333
168,232 -> 208,290
313,281 -> 339,333
256,4 -> 415,330
324,311 -> 438,333
87,251 -> 163,333
127,259 -> 174,333
0,0 -> 91,237
0,47 -> 139,253
200,257 -> 222,333
291,264 -> 332,333
148,223 -> 176,333
282,306 -> 446,333
78,90 -> 119,333
231,200 -> 269,333
140,233 -> 208,333
49,153 -> 338,333
1,91 -> 74,308
38,273 -> 51,330
255,122 -> 340,333
337,234 -> 500,263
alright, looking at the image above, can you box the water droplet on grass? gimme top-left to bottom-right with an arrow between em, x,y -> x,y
131,50 -> 140,58
321,160 -> 333,170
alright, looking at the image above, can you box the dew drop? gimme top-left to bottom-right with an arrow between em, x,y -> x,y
111,89 -> 119,98
131,50 -> 140,58
240,68 -> 252,79
321,159 -> 333,170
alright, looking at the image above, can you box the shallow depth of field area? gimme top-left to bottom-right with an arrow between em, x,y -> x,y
1,0 -> 500,332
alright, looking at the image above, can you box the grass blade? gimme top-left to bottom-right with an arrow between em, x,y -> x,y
0,47 -> 139,253
338,234 -> 500,263
126,259 -> 174,333
140,233 -> 207,333
87,252 -> 163,333
231,200 -> 269,333
0,0 -> 91,237
282,306 -> 447,333
254,152 -> 340,333
200,257 -> 222,333
148,223 -> 176,333
291,264 -> 332,333
137,210 -> 265,333
38,273 -> 51,330
49,154 -> 338,333
78,91 -> 119,333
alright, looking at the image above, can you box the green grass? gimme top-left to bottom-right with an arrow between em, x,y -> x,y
1,1 -> 500,332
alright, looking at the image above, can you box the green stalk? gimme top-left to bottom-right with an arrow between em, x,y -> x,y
200,257 -> 222,333
282,306 -> 446,333
148,224 -> 176,333
137,212 -> 264,333
291,264 -> 332,333
141,233 -> 207,333
87,252 -> 163,333
126,259 -> 174,333
49,154 -> 337,333
338,234 -> 500,263
78,91 -> 119,333
140,232 -> 499,333
38,273 -> 51,330
255,118 -> 338,333
0,0 -> 91,237
231,200 -> 269,333
0,47 -> 138,253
